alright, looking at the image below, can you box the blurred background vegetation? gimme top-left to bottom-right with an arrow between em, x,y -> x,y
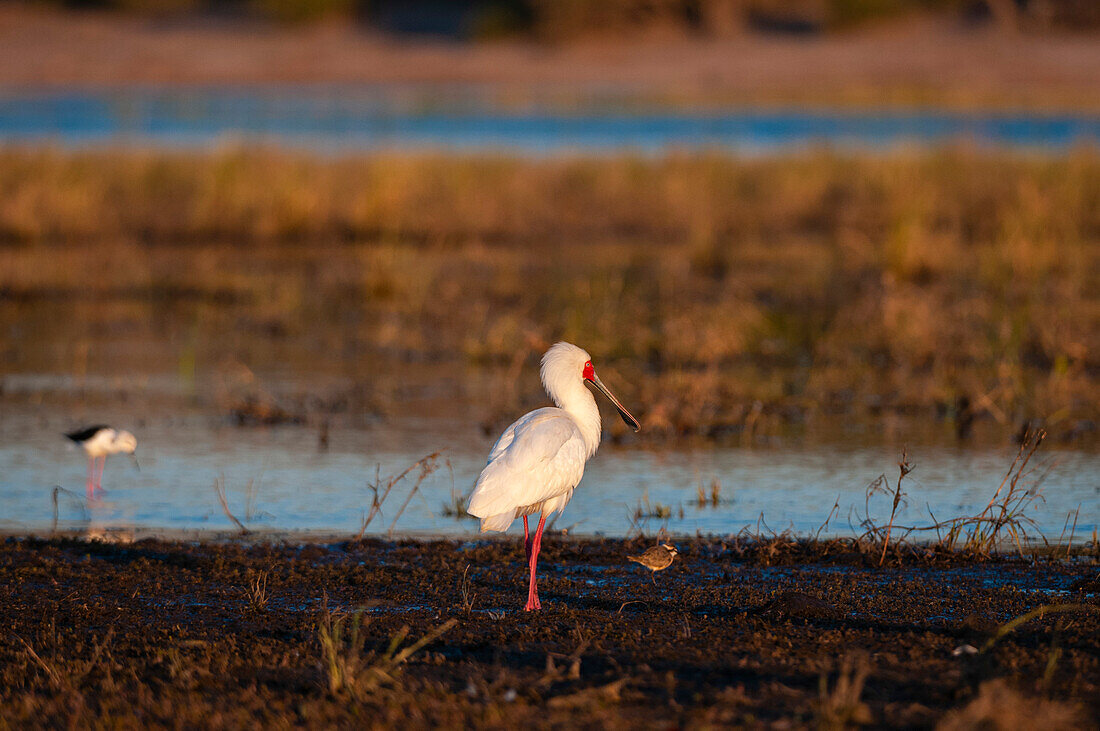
2,0 -> 1098,447
22,0 -> 1100,34
2,148 -> 1096,443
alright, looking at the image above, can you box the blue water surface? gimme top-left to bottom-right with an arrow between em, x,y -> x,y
1,86 -> 1098,152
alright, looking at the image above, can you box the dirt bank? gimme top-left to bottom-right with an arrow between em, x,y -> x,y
2,536 -> 1097,727
2,6 -> 1100,111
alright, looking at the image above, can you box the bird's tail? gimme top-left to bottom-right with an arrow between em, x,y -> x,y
478,512 -> 514,533
627,555 -> 642,564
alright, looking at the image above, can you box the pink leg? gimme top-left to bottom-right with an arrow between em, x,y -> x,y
524,513 -> 547,611
523,515 -> 532,564
86,456 -> 95,500
95,456 -> 107,496
531,513 -> 547,610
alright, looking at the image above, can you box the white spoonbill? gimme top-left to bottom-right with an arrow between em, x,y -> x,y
467,342 -> 640,611
64,425 -> 139,499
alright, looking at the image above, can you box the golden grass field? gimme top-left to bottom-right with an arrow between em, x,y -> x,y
1,148 -> 1097,442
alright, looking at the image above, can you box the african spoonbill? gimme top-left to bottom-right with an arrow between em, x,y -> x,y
467,342 -> 640,611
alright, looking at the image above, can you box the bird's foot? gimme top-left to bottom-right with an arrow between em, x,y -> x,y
524,592 -> 542,611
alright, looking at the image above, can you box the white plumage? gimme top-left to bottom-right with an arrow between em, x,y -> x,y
64,425 -> 139,499
467,341 -> 639,611
468,408 -> 588,532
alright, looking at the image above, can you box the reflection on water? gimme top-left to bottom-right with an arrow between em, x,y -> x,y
2,87 -> 1099,151
2,407 -> 1097,540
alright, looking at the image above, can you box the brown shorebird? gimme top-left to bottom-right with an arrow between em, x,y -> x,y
628,543 -> 679,583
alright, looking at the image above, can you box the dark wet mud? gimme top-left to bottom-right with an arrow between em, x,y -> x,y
2,536 -> 1098,728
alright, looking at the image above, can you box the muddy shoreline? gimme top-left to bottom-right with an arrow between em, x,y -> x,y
3,6 -> 1100,112
3,536 -> 1097,727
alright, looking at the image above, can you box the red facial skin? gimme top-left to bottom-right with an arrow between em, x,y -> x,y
582,361 -> 595,381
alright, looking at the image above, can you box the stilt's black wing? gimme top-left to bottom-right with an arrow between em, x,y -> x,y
64,425 -> 110,443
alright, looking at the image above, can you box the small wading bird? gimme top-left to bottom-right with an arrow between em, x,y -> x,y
628,543 -> 679,583
64,426 -> 139,499
468,342 -> 640,611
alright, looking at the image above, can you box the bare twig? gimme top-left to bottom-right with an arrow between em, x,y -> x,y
1040,618 -> 1066,691
981,604 -> 1100,654
387,453 -> 443,537
978,429 -> 1044,525
538,632 -> 590,688
815,495 -> 842,542
17,636 -> 64,689
356,452 -> 442,540
214,476 -> 250,535
855,430 -> 1053,559
458,565 -> 477,613
1062,507 -> 1081,558
879,449 -> 913,566
439,457 -> 472,519
244,477 -> 261,522
17,629 -> 114,692
50,485 -> 88,532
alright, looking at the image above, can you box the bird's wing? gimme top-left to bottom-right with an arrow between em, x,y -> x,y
483,407 -> 559,465
484,416 -> 522,465
64,425 -> 110,442
467,409 -> 586,519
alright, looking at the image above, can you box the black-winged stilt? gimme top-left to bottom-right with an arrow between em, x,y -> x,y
64,425 -> 139,499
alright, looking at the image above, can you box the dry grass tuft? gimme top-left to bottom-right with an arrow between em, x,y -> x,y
936,679 -> 1083,731
246,570 -> 270,612
16,628 -> 115,698
857,430 -> 1060,561
316,594 -> 456,700
458,564 -> 477,613
816,651 -> 872,730
932,429 -> 1053,555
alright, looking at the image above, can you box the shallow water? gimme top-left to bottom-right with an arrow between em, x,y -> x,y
2,86 -> 1099,152
1,408 -> 1096,540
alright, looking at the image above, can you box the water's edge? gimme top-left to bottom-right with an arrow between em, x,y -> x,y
3,87 -> 1099,151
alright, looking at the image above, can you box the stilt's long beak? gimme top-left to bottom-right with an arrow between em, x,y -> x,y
588,375 -> 641,432
130,453 -> 141,472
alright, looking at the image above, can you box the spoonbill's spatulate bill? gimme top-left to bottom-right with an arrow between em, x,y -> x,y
467,342 -> 640,611
64,426 -> 139,499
